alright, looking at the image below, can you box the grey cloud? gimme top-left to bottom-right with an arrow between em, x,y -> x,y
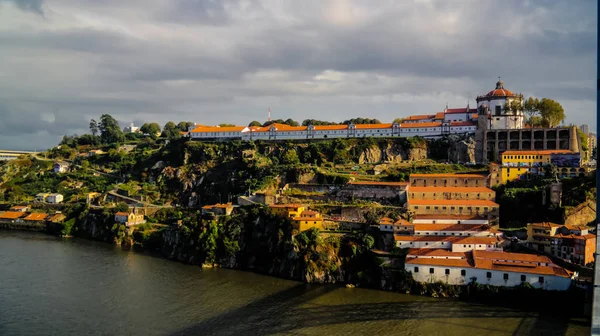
0,0 -> 596,150
2,0 -> 44,15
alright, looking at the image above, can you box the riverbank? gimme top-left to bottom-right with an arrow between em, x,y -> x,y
2,218 -> 591,319
1,230 -> 591,336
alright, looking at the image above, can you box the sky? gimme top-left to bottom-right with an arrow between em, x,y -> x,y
0,0 -> 597,150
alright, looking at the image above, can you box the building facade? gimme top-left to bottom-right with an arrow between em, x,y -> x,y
407,186 -> 495,201
409,174 -> 489,188
500,150 -> 583,183
526,222 -> 596,266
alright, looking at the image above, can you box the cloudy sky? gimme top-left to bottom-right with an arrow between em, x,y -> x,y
0,0 -> 596,150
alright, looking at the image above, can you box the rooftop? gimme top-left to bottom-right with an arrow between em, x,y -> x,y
413,224 -> 490,232
0,211 -> 26,219
529,222 -> 563,228
472,250 -> 553,264
394,235 -> 457,242
453,236 -> 504,245
405,256 -> 472,268
23,213 -> 48,221
269,204 -> 304,208
115,212 -> 130,217
407,248 -> 468,258
413,214 -> 487,221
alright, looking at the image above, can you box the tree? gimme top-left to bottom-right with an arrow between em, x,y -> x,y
140,123 -> 161,137
114,202 -> 130,213
162,121 -> 179,139
176,121 -> 194,132
302,119 -> 338,126
283,118 -> 299,127
393,118 -> 406,124
538,98 -> 565,128
89,119 -> 99,136
503,100 -> 521,115
282,149 -> 300,165
99,114 -> 124,144
248,120 -> 261,127
529,116 -> 544,128
523,97 -> 540,127
218,123 -> 236,127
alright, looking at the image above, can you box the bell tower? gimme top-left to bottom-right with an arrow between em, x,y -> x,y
474,104 -> 489,164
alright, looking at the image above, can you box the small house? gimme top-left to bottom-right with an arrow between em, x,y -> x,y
36,193 -> 49,202
10,205 -> 30,212
53,161 -> 70,174
292,210 -> 324,232
46,193 -> 64,204
114,212 -> 146,227
23,213 -> 49,222
201,203 -> 234,216
0,211 -> 27,222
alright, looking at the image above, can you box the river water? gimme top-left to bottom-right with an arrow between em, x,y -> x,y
0,231 -> 590,336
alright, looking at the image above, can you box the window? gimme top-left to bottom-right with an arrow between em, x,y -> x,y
461,270 -> 466,276
486,272 -> 492,279
445,269 -> 450,275
503,273 -> 509,280
429,268 -> 434,274
426,206 -> 430,210
539,276 -> 544,283
414,267 -> 419,273
521,275 -> 526,282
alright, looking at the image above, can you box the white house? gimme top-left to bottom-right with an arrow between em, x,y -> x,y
53,161 -> 70,174
124,123 -> 140,133
46,193 -> 64,204
412,224 -> 498,237
395,234 -> 505,252
405,250 -> 573,290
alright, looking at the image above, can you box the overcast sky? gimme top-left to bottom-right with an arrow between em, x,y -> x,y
0,0 -> 596,150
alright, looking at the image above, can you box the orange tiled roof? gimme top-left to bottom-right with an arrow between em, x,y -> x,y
379,217 -> 394,225
472,250 -> 552,263
313,125 -> 348,131
474,258 -> 570,277
300,210 -> 319,215
502,150 -> 577,156
24,213 -> 48,221
394,218 -> 411,225
400,122 -> 442,128
349,181 -> 409,187
405,114 -> 435,120
269,204 -> 304,208
407,248 -> 468,258
435,112 -> 445,120
453,236 -> 503,245
486,88 -> 515,97
355,123 -> 392,129
115,212 -> 130,217
0,211 -> 26,219
408,199 -> 498,206
445,108 -> 478,114
190,126 -> 246,133
292,217 -> 323,222
450,121 -> 476,127
529,222 -> 563,228
410,173 -> 488,178
405,256 -> 472,268
408,186 -> 494,193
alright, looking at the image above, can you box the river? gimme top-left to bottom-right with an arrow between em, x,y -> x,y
0,231 -> 590,336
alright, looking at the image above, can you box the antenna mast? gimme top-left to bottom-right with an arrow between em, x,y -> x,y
268,107 -> 271,122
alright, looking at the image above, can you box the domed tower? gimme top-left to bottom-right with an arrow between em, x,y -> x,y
476,78 -> 524,130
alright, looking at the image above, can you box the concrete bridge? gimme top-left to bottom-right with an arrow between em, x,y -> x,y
0,150 -> 40,161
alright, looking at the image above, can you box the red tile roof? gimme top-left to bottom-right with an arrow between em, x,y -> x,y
292,217 -> 323,222
445,108 -> 478,114
453,236 -> 504,245
405,256 -> 472,268
407,248 -> 468,258
485,88 -> 515,97
355,123 -> 392,129
0,211 -> 26,219
115,212 -> 130,217
400,122 -> 441,128
190,126 -> 246,133
413,214 -> 487,221
394,235 -> 457,242
412,224 -> 490,232
405,114 -> 435,120
24,213 -> 48,221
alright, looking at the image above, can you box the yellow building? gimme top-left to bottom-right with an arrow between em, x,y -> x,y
500,150 -> 581,183
269,204 -> 305,219
291,210 -> 324,232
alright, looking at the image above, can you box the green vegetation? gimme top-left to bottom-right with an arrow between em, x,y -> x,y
523,97 -> 565,128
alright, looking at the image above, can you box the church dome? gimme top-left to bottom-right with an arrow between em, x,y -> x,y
485,78 -> 515,97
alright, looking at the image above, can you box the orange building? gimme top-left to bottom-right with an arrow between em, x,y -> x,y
269,204 -> 305,218
409,174 -> 489,188
407,186 -> 495,201
291,210 -> 324,232
407,199 -> 499,224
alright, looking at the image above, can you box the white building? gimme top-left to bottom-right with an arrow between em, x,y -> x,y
476,78 -> 525,130
46,193 -> 64,204
53,161 -> 70,174
124,123 -> 140,133
189,120 -> 478,142
394,235 -> 505,252
405,249 -> 573,290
